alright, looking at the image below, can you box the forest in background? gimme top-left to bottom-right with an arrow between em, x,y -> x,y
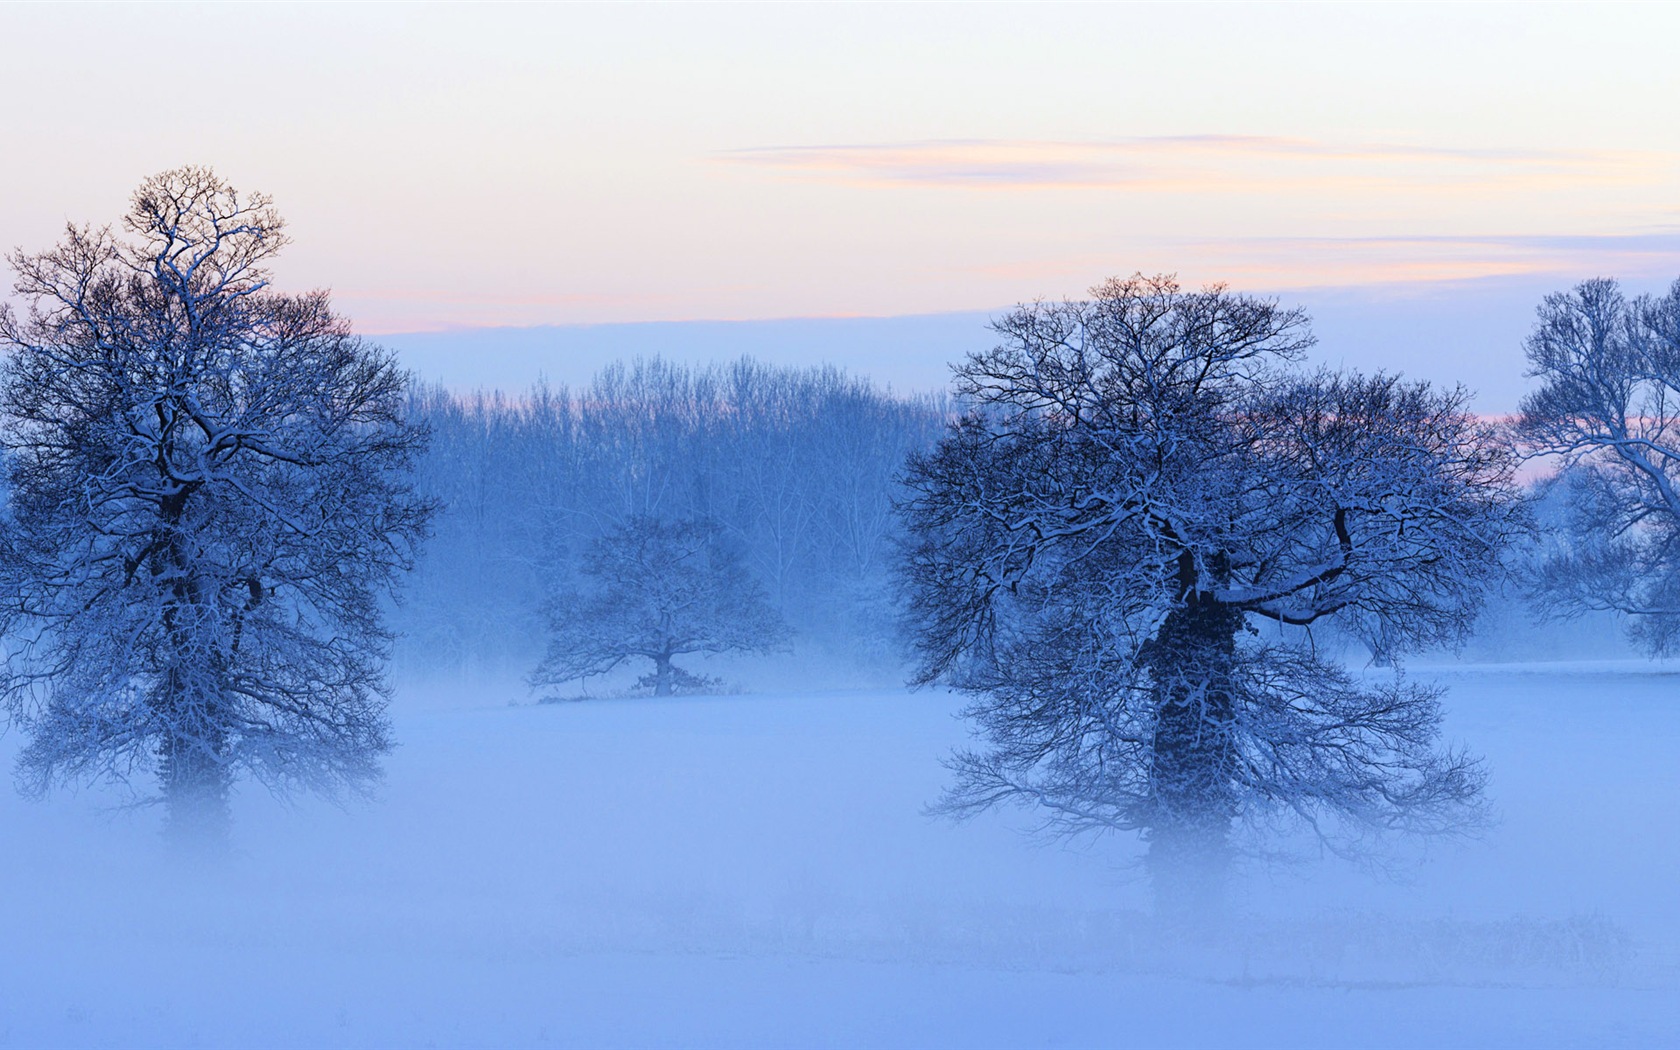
396,357 -> 948,677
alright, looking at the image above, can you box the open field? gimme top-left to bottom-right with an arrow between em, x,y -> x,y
1,662 -> 1676,1048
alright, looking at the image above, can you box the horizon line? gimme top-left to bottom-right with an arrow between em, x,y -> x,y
357,270 -> 1610,339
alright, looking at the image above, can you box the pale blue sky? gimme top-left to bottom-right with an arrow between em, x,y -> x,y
2,2 -> 1677,335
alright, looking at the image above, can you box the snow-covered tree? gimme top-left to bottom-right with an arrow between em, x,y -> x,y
1517,277 -> 1680,654
530,516 -> 789,697
898,275 -> 1525,911
0,167 -> 432,846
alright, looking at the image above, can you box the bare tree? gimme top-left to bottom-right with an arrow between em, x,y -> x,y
530,516 -> 789,697
898,275 -> 1524,913
1517,276 -> 1680,653
0,167 -> 432,847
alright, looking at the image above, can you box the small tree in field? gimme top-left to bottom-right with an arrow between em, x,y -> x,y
0,167 -> 432,847
531,516 -> 789,697
898,275 -> 1526,913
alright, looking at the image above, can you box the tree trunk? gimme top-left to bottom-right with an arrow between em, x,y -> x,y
653,653 -> 673,696
155,506 -> 232,854
159,726 -> 231,853
1143,552 -> 1244,919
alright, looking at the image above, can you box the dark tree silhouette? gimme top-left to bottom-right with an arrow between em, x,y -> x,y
898,275 -> 1525,913
1517,276 -> 1680,654
0,167 -> 433,847
530,516 -> 789,697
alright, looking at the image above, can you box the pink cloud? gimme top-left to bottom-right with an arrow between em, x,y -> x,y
954,230 -> 1680,296
719,137 -> 1673,195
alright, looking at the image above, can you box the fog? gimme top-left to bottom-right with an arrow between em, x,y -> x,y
2,656 -> 1675,1047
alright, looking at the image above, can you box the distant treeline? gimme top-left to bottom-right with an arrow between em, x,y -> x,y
396,357 -> 949,671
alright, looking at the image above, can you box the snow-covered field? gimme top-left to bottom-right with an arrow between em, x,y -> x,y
2,662 -> 1676,1048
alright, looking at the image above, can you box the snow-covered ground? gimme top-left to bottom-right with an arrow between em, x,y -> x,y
1,662 -> 1676,1048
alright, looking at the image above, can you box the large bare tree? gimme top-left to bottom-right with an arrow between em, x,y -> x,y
0,167 -> 432,846
898,275 -> 1525,912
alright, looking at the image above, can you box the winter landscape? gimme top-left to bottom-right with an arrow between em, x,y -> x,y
1,660 -> 1676,1048
3,4 -> 1679,1048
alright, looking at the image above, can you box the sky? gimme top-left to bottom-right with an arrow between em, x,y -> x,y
2,1 -> 1678,389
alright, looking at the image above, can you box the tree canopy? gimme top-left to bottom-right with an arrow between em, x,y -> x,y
0,167 -> 432,844
1518,276 -> 1680,654
898,275 -> 1525,908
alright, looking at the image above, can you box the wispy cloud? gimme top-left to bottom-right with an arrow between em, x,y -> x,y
957,229 -> 1680,294
719,136 -> 1672,194
1208,230 -> 1680,285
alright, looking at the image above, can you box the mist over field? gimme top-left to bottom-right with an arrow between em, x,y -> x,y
2,657 -> 1676,1048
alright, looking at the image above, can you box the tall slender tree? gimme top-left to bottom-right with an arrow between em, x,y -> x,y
0,167 -> 432,846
